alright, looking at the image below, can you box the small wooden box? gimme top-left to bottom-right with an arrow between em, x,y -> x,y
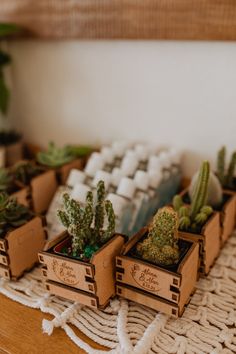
0,216 -> 46,279
11,186 -> 30,207
116,227 -> 199,318
39,232 -> 126,309
220,191 -> 236,245
178,212 -> 221,275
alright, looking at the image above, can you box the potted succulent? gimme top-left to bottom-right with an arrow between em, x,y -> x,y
116,206 -> 199,317
37,142 -> 92,184
173,161 -> 221,275
0,167 -> 29,206
39,180 -> 126,309
11,160 -> 58,213
0,192 -> 46,279
0,23 -> 23,166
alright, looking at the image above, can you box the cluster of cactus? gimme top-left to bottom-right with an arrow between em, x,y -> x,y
57,180 -> 116,259
0,192 -> 32,236
37,142 -> 76,168
12,161 -> 45,185
216,146 -> 236,189
173,161 -> 213,231
136,207 -> 180,266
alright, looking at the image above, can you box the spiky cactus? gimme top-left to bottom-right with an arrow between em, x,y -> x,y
57,180 -> 116,259
0,192 -> 32,236
173,161 -> 213,231
37,142 -> 75,168
136,207 -> 180,266
216,146 -> 236,189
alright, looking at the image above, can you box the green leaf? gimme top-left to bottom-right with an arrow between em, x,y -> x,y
0,73 -> 9,115
0,23 -> 21,37
0,51 -> 11,66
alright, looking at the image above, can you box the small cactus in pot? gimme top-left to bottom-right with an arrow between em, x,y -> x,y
216,146 -> 236,190
173,161 -> 214,232
57,180 -> 116,259
136,206 -> 180,266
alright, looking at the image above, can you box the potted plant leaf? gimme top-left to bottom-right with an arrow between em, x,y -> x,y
173,161 -> 221,275
36,142 -> 91,184
11,160 -> 58,213
0,192 -> 46,279
116,206 -> 199,317
0,23 -> 23,166
0,166 -> 29,206
39,180 -> 126,309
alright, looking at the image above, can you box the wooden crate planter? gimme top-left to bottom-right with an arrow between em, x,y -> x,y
220,191 -> 236,245
5,140 -> 23,167
116,227 -> 199,318
180,188 -> 235,247
178,212 -> 221,275
16,169 -> 58,214
11,186 -> 30,207
39,232 -> 126,309
0,216 -> 46,279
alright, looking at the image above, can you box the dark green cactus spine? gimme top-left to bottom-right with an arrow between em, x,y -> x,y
136,207 -> 180,266
57,180 -> 116,259
217,146 -> 226,186
190,161 -> 210,219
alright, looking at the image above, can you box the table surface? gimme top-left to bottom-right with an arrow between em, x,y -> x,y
0,293 -> 107,354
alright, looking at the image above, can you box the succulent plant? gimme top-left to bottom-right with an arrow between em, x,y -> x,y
0,168 -> 13,191
37,142 -> 75,168
57,180 -> 116,259
11,161 -> 45,185
67,145 -> 93,158
136,206 -> 180,266
216,146 -> 236,189
173,161 -> 213,231
0,192 -> 32,236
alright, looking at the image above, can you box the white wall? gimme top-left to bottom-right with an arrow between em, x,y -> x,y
7,40 -> 236,176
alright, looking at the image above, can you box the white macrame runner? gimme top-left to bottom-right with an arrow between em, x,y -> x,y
1,233 -> 236,354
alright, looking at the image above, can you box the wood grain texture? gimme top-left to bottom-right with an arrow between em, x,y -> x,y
0,0 -> 236,40
0,293 -> 107,353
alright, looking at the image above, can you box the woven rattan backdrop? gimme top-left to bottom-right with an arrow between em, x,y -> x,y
0,0 -> 236,40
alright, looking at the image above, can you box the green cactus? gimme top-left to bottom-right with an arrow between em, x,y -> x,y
57,180 -> 116,259
37,142 -> 75,168
11,161 -> 45,185
136,207 -> 180,266
216,147 -> 236,189
217,146 -> 226,186
173,161 -> 213,231
0,192 -> 32,236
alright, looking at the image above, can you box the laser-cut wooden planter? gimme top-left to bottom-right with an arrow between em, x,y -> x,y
38,232 -> 126,309
116,227 -> 199,318
179,188 -> 235,248
0,216 -> 46,280
178,212 -> 221,275
16,169 -> 58,214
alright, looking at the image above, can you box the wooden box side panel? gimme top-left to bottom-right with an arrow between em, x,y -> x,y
46,281 -> 98,309
31,170 -> 58,213
0,253 -> 8,266
0,265 -> 10,279
178,242 -> 199,312
116,284 -> 179,318
6,141 -> 23,166
116,256 -> 181,304
59,159 -> 83,185
7,216 -> 46,278
221,193 -> 236,245
203,212 -> 221,274
11,187 -> 30,207
39,252 -> 95,293
92,235 -> 125,306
